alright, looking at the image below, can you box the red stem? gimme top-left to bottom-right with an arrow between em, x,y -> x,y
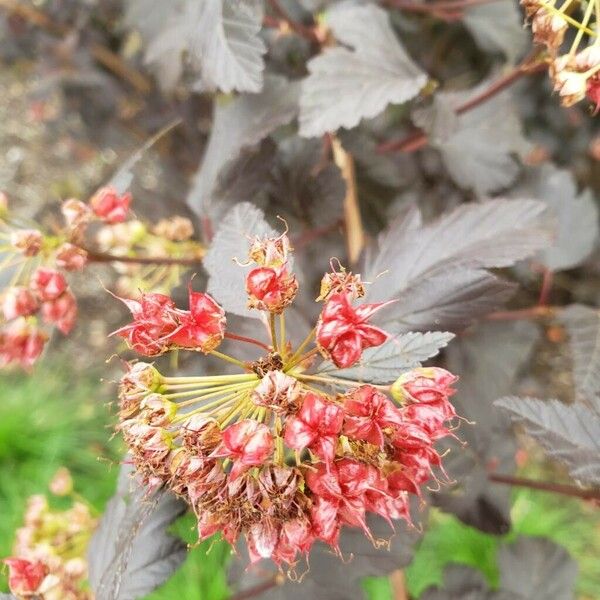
85,249 -> 201,267
229,576 -> 281,600
489,473 -> 600,501
292,220 -> 343,251
386,0 -> 500,15
537,267 -> 554,306
225,332 -> 271,352
376,53 -> 545,155
485,306 -> 557,321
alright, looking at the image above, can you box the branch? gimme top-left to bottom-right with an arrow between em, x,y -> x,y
377,53 -> 545,155
229,576 -> 282,600
489,473 -> 600,502
385,0 -> 501,20
85,249 -> 201,267
266,0 -> 321,43
485,306 -> 558,321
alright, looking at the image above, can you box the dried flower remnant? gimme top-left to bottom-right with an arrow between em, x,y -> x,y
3,470 -> 96,600
522,0 -> 600,112
114,227 -> 461,571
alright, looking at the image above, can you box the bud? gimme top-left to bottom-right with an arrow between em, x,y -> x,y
124,362 -> 163,392
41,290 -> 77,334
391,367 -> 457,403
531,11 -> 567,51
251,370 -> 302,414
248,232 -> 292,267
140,393 -> 177,426
180,414 -> 222,455
3,558 -> 48,596
153,216 -> 195,241
10,229 -> 43,256
317,265 -> 365,302
49,467 -> 73,496
2,287 -> 39,321
31,267 -> 67,301
551,55 -> 588,107
246,266 -> 299,314
55,243 -> 88,271
61,198 -> 91,230
89,186 -> 131,224
216,419 -> 274,479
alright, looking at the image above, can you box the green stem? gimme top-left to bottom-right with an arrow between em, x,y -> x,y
284,329 -> 316,369
279,313 -> 286,358
174,381 -> 258,407
269,313 -> 278,352
165,379 -> 257,400
569,0 -> 596,55
210,350 -> 248,369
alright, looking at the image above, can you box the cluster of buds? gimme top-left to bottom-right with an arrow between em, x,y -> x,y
551,46 -> 600,111
0,266 -> 76,369
0,187 -> 204,369
521,0 -> 600,112
114,228 -> 461,570
3,469 -> 96,600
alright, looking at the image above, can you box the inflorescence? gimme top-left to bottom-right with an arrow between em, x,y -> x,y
0,188 -> 203,370
115,229 -> 460,570
522,0 -> 600,112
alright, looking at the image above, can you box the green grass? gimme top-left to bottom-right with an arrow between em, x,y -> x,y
1,363 -> 599,599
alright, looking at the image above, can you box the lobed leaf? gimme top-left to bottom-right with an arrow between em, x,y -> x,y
421,563 -> 521,599
559,304 -> 600,409
299,2 -> 427,137
366,199 -> 551,331
413,88 -> 530,195
434,321 -> 539,533
494,397 -> 600,487
463,1 -> 529,63
187,75 -> 300,224
143,0 -> 266,93
512,166 -> 598,271
498,537 -> 577,600
87,463 -> 187,600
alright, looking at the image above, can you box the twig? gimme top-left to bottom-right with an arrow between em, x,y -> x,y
266,0 -> 321,43
225,332 -> 271,352
229,576 -> 282,600
85,249 -> 201,267
0,0 -> 152,94
377,53 -> 545,155
389,570 -> 409,600
485,306 -> 558,321
292,220 -> 343,251
385,0 -> 501,18
489,473 -> 600,501
537,267 -> 554,306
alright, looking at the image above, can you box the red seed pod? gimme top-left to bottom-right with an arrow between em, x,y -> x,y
89,186 -> 131,224
55,243 -> 88,271
3,558 -> 48,596
316,292 -> 390,369
246,265 -> 298,314
2,286 -> 39,321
